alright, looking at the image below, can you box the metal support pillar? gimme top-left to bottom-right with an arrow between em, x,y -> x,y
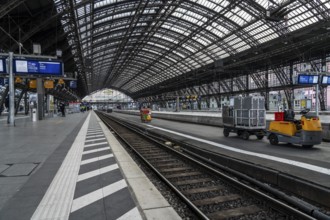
176,96 -> 180,112
265,69 -> 269,110
37,78 -> 44,120
24,89 -> 29,115
289,62 -> 294,110
8,52 -> 15,126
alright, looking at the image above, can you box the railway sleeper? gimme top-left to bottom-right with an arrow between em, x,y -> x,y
193,194 -> 241,206
136,149 -> 162,153
160,167 -> 194,172
165,171 -> 202,179
141,153 -> 169,160
207,205 -> 262,220
153,162 -> 183,168
173,178 -> 213,186
132,145 -> 156,149
183,185 -> 225,195
149,158 -> 178,163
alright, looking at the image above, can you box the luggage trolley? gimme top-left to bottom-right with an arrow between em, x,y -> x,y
222,96 -> 266,140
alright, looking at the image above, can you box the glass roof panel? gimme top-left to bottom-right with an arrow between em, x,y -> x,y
52,0 -> 329,95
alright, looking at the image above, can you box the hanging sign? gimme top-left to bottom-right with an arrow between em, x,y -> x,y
29,79 -> 37,89
15,77 -> 23,83
58,78 -> 65,84
0,58 -> 6,73
70,80 -> 77,88
44,80 -> 54,89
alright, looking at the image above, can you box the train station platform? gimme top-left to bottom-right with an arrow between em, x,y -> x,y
0,112 -> 181,220
114,109 -> 330,141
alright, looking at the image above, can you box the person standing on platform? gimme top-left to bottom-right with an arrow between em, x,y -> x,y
60,102 -> 65,117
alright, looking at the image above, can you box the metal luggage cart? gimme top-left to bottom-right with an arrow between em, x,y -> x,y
222,96 -> 266,140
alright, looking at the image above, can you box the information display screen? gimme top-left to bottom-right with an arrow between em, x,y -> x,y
321,75 -> 330,85
298,74 -> 319,84
14,59 -> 63,76
0,59 -> 6,73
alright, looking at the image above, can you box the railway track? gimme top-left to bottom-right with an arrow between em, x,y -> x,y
96,111 -> 330,220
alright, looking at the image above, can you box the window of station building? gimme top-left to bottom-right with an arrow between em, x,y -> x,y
294,100 -> 300,107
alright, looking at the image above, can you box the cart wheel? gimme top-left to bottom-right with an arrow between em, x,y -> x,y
242,131 -> 249,140
302,145 -> 313,148
256,135 -> 264,140
269,134 -> 278,145
223,128 -> 230,137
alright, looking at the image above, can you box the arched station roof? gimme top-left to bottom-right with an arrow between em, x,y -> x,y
1,0 -> 330,100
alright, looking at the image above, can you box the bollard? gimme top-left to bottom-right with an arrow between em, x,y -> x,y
32,108 -> 37,122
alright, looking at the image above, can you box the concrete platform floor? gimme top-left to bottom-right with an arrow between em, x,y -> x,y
0,112 -> 181,220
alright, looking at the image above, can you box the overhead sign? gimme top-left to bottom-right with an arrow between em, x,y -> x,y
297,74 -> 319,85
0,58 -> 6,73
321,75 -> 330,85
13,59 -> 63,76
70,80 -> 77,88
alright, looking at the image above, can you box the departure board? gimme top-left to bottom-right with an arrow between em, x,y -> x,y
14,59 -> 63,76
321,75 -> 330,85
298,74 -> 319,84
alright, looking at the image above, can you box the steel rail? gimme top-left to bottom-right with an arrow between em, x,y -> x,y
96,112 -> 209,220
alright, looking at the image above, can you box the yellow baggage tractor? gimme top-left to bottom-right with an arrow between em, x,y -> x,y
268,109 -> 322,148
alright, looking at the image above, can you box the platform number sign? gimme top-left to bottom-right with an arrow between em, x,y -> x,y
70,81 -> 77,88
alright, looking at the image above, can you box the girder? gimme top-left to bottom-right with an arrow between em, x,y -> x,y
1,0 -> 330,102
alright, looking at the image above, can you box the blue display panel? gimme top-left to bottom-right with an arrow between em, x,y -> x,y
0,58 -> 6,73
298,74 -> 319,84
13,59 -> 63,76
321,75 -> 330,85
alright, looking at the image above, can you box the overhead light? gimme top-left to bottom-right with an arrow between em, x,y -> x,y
56,49 -> 62,57
33,43 -> 41,55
